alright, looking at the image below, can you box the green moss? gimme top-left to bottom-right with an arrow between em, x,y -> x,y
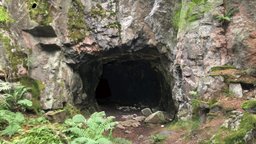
0,6 -> 13,27
63,103 -> 81,117
27,0 -> 53,25
0,34 -> 27,73
20,76 -> 45,112
210,65 -> 236,72
242,100 -> 256,110
107,22 -> 121,29
91,3 -> 116,18
68,0 -> 89,43
172,0 -> 211,31
210,113 -> 256,143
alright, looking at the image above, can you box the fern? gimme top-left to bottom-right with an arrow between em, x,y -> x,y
12,125 -> 63,144
0,81 -> 12,92
0,110 -> 25,137
64,111 -> 118,144
0,82 -> 31,111
17,99 -> 33,108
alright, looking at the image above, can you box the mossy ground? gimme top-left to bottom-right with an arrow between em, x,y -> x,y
27,0 -> 53,25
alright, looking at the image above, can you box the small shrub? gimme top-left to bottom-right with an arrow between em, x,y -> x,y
215,8 -> 239,23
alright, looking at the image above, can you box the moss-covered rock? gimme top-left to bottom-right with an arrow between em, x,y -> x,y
210,65 -> 236,72
27,0 -> 53,25
63,103 -> 81,117
242,100 -> 256,110
20,76 -> 45,113
223,113 -> 256,144
0,34 -> 27,74
67,0 -> 89,43
0,5 -> 13,28
210,67 -> 256,85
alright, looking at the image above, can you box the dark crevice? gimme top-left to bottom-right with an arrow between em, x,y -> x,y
32,3 -> 37,9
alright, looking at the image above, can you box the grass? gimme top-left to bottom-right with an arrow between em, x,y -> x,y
169,118 -> 200,132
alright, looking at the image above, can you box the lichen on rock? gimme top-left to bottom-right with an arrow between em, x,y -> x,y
27,0 -> 53,25
67,0 -> 89,43
0,33 -> 28,75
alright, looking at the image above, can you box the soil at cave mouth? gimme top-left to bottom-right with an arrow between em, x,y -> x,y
100,104 -> 168,144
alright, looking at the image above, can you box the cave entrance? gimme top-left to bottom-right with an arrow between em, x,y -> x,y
78,49 -> 177,116
95,61 -> 162,107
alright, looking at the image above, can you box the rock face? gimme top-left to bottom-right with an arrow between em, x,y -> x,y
1,0 -> 256,119
222,111 -> 243,130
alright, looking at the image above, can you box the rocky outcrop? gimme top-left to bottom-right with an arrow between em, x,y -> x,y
1,0 -> 256,119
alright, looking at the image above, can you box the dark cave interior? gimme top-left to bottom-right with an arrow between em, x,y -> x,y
95,61 -> 162,107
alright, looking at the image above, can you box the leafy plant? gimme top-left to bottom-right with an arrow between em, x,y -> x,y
151,134 -> 167,143
64,112 -> 117,144
0,81 -> 32,111
215,8 -> 239,23
0,110 -> 25,137
12,125 -> 64,144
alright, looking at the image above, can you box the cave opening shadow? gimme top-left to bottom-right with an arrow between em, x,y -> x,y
95,78 -> 112,104
95,60 -> 162,108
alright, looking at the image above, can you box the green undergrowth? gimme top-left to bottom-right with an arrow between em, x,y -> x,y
68,0 -> 89,43
0,110 -> 130,144
27,0 -> 53,25
169,117 -> 200,134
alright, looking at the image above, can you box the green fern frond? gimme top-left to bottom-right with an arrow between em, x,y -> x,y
0,81 -> 12,92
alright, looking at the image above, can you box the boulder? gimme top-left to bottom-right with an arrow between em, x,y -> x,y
144,111 -> 171,124
229,83 -> 243,98
141,108 -> 152,116
44,110 -> 67,123
244,128 -> 256,144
